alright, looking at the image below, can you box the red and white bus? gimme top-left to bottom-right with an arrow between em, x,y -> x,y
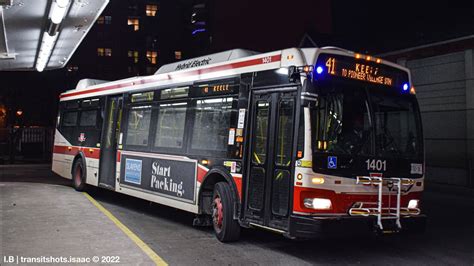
52,47 -> 426,241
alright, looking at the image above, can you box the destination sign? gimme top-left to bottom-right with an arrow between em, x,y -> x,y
193,81 -> 239,97
315,54 -> 409,88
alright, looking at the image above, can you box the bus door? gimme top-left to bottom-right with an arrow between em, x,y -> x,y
245,88 -> 297,230
98,95 -> 123,189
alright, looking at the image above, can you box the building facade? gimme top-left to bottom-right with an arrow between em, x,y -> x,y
65,0 -> 333,85
382,36 -> 474,187
67,0 -> 191,83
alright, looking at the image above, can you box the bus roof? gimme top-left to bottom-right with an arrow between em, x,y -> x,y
59,47 -> 409,101
60,48 -> 298,101
155,49 -> 259,75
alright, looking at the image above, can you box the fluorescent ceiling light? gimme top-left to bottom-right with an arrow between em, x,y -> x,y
36,33 -> 58,72
50,0 -> 70,24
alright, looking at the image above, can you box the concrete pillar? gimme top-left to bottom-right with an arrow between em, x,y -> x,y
465,49 -> 474,187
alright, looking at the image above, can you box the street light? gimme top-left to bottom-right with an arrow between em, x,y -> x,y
16,109 -> 23,116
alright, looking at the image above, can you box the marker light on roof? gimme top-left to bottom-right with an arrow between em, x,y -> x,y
403,83 -> 409,91
316,66 -> 323,74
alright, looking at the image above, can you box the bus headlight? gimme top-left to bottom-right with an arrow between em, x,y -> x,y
408,199 -> 419,209
304,198 -> 332,210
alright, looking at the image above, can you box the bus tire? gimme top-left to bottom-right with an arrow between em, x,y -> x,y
212,182 -> 241,242
72,160 -> 86,191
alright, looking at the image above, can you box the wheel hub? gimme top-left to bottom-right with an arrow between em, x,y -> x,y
212,196 -> 223,229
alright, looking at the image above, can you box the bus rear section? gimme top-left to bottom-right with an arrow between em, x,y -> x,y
286,51 -> 426,238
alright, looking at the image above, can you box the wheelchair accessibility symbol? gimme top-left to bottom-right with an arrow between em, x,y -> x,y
327,156 -> 337,169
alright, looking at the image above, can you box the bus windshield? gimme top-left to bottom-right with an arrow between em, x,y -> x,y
313,81 -> 422,159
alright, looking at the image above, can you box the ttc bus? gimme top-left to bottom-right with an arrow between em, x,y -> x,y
52,47 -> 426,242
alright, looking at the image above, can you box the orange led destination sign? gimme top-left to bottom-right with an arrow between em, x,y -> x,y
196,81 -> 238,97
340,62 -> 392,86
315,54 -> 408,88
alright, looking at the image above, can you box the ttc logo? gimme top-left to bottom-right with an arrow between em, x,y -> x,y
78,133 -> 86,142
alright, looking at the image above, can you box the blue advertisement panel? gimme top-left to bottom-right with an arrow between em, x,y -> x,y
120,153 -> 197,203
124,158 -> 142,184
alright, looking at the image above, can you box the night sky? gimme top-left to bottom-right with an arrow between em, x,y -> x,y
332,0 -> 474,53
0,0 -> 473,126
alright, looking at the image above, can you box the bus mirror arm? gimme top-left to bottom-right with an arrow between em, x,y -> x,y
288,66 -> 300,83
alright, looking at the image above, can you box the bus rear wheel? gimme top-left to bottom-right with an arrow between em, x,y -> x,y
212,182 -> 241,242
72,160 -> 86,191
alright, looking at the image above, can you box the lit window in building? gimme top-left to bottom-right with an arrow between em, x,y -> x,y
146,51 -> 158,64
146,4 -> 158,16
175,51 -> 182,60
105,16 -> 112,24
105,48 -> 112,57
127,18 -> 140,31
97,48 -> 105,56
97,16 -> 104,24
128,50 -> 139,63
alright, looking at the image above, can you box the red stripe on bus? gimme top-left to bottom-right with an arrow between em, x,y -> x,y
233,176 -> 242,199
59,54 -> 282,99
196,164 -> 242,199
53,145 -> 100,159
197,165 -> 208,183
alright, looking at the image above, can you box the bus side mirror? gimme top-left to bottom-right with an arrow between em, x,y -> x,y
288,66 -> 300,83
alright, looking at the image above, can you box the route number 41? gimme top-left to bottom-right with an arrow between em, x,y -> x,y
365,159 -> 387,171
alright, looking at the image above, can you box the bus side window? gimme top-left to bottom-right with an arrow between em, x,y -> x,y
190,97 -> 238,154
154,102 -> 188,149
62,111 -> 78,127
79,110 -> 98,127
125,105 -> 152,148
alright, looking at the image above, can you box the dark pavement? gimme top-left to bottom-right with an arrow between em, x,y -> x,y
1,164 -> 473,265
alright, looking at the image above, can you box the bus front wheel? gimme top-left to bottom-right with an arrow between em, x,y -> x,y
72,160 -> 86,191
212,182 -> 241,242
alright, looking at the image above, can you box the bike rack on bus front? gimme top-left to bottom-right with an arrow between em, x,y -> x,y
349,176 -> 420,232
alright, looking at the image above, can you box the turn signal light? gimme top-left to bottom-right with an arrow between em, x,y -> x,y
311,177 -> 325,184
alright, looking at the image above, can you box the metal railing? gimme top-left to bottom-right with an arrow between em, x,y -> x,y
0,127 -> 54,163
349,176 -> 420,231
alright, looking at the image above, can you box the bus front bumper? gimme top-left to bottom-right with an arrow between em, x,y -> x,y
287,214 -> 427,239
